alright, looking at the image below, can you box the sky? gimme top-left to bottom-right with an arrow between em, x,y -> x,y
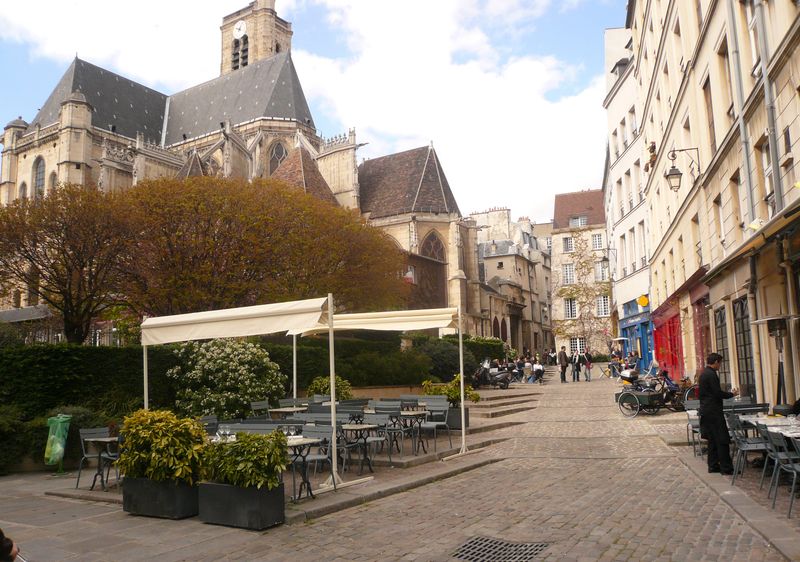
0,0 -> 627,222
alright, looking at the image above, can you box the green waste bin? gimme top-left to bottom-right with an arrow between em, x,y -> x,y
44,414 -> 72,469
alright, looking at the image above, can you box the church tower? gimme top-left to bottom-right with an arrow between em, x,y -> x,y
220,0 -> 293,76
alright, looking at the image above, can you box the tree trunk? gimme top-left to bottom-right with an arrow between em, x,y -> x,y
63,317 -> 89,344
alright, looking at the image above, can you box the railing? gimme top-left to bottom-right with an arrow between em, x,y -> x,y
641,256 -> 647,267
631,261 -> 637,273
622,267 -> 628,277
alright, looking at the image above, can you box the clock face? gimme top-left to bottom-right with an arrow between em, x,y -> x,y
233,20 -> 247,39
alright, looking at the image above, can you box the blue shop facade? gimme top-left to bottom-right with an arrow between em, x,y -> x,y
618,299 -> 653,372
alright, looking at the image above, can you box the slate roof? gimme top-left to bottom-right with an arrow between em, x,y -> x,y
552,189 -> 605,229
0,304 -> 51,323
28,58 -> 167,141
271,146 -> 339,206
358,146 -> 461,219
164,52 -> 314,145
27,51 -> 314,147
175,150 -> 210,179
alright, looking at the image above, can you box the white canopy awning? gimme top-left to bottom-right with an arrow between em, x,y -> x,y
141,297 -> 328,346
287,307 -> 459,336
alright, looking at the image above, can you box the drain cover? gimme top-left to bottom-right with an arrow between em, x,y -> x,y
452,536 -> 550,561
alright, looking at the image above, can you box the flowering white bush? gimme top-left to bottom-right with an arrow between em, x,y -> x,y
166,339 -> 286,419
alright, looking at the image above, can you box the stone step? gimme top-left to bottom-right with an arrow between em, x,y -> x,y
471,395 -> 539,408
472,405 -> 537,418
477,390 -> 540,402
466,420 -> 526,434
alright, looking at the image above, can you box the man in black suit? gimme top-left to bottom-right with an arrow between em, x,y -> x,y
698,352 -> 738,474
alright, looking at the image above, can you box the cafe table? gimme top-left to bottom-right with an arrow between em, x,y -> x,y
287,436 -> 321,501
83,436 -> 119,492
340,423 -> 378,474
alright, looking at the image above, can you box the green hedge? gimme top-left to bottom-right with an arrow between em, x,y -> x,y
0,345 -> 178,419
440,335 -> 504,363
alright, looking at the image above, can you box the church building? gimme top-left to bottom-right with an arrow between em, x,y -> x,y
0,0 -> 544,350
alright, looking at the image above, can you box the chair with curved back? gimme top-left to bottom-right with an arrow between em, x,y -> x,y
76,427 -> 118,489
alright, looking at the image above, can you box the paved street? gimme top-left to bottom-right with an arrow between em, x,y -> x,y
0,371 -> 790,561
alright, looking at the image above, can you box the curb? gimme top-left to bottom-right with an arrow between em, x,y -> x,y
678,453 -> 800,561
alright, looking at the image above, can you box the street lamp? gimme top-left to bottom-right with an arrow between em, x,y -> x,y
664,147 -> 701,192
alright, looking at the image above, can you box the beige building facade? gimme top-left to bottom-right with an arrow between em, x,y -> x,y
603,27 -> 653,370
550,190 -> 612,356
471,208 -> 554,355
626,0 -> 800,405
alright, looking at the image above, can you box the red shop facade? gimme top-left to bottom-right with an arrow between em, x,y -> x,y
651,268 -> 708,380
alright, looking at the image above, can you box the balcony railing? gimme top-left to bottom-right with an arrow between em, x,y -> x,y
641,256 -> 647,267
631,261 -> 637,273
622,267 -> 628,277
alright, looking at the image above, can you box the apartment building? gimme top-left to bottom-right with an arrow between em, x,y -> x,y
550,190 -> 612,355
603,27 -> 652,370
471,208 -> 553,355
626,0 -> 800,403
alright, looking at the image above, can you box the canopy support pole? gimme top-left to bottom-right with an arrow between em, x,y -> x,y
143,345 -> 149,410
458,305 -> 467,454
292,334 -> 297,400
322,292 -> 343,488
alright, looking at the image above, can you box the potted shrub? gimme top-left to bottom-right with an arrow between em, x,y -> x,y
422,375 -> 480,429
117,409 -> 206,519
199,431 -> 288,530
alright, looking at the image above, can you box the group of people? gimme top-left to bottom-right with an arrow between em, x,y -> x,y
556,346 -> 595,383
490,356 -> 546,384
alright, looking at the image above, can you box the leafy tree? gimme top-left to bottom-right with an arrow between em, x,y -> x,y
119,177 -> 408,316
0,185 -> 129,343
552,227 -> 612,352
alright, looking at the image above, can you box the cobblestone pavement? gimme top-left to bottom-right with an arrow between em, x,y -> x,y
0,373 -> 788,561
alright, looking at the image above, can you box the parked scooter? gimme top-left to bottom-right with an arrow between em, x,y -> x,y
472,359 -> 512,389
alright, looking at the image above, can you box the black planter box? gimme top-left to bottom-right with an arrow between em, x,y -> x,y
122,477 -> 198,519
448,407 -> 469,429
199,481 -> 285,530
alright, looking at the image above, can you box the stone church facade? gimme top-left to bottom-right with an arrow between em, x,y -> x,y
0,0 -> 546,351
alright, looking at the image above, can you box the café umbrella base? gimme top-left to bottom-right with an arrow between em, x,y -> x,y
122,477 -> 199,520
199,481 -> 285,530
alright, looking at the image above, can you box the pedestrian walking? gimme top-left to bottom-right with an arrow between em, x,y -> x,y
558,346 -> 569,383
582,348 -> 593,381
698,352 -> 738,475
571,350 -> 581,382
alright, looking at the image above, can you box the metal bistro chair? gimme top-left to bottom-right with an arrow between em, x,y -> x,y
250,400 -> 271,418
294,426 -> 337,489
420,404 -> 452,453
765,429 -> 800,509
374,404 -> 410,458
785,436 -> 800,518
76,427 -> 118,489
724,413 -> 767,486
199,415 -> 219,436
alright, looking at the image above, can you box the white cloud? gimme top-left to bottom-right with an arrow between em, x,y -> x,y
0,0 -> 607,222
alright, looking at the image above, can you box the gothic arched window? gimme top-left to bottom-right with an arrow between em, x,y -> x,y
18,182 -> 27,200
420,232 -> 446,262
492,317 -> 500,338
232,39 -> 241,71
275,42 -> 282,54
49,172 -> 58,190
33,157 -> 45,199
241,35 -> 249,67
269,142 -> 287,174
500,318 -> 508,342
